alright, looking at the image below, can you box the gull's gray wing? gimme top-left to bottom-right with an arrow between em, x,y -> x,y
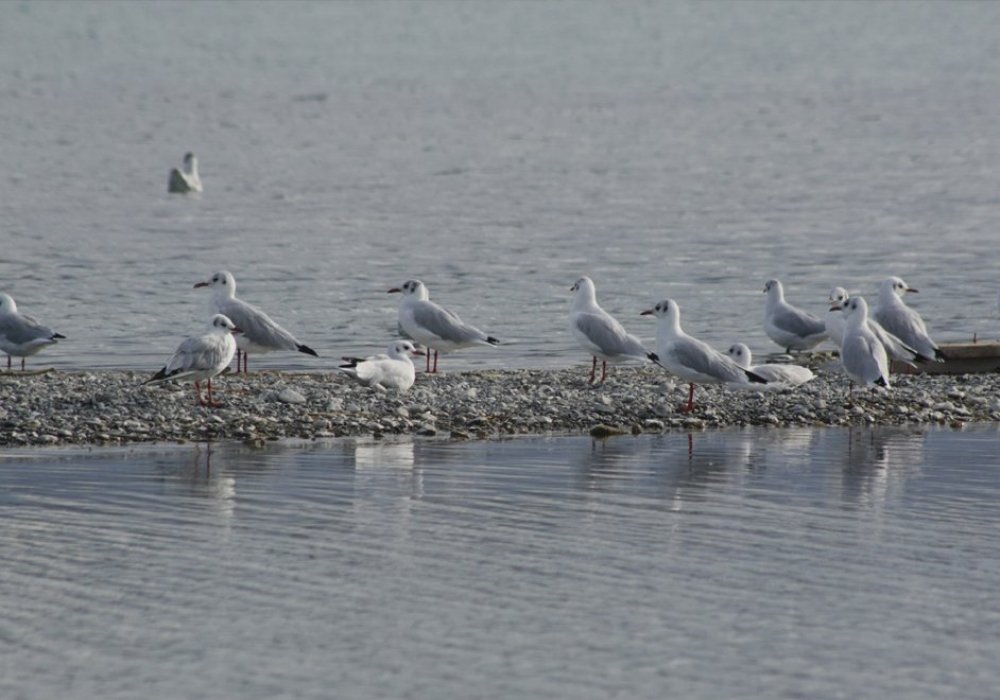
772,304 -> 826,338
411,300 -> 489,345
872,304 -> 938,358
869,320 -> 918,363
572,312 -> 647,358
219,298 -> 299,351
843,332 -> 888,384
0,313 -> 57,345
165,334 -> 227,376
672,337 -> 746,382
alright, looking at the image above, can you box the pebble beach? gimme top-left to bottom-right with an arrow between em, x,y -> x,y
3,359 -> 998,447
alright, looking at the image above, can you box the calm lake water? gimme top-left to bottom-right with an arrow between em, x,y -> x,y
2,426 -> 999,699
2,2 -> 1000,371
3,5 -> 1000,697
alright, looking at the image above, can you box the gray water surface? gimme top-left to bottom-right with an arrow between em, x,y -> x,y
2,426 -> 999,699
2,2 -> 1000,371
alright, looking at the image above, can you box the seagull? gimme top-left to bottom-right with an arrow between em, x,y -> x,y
569,276 -> 659,383
726,342 -> 814,389
387,279 -> 499,373
144,314 -> 241,407
763,279 -> 828,352
840,296 -> 890,390
827,286 -> 923,366
335,340 -> 425,392
168,152 -> 202,194
871,276 -> 945,362
641,299 -> 766,412
194,270 -> 318,373
0,293 -> 65,371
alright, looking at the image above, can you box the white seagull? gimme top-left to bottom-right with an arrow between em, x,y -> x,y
168,152 -> 203,194
827,286 -> 922,366
387,279 -> 499,373
569,276 -> 658,383
642,299 -> 766,412
840,296 -> 890,390
144,314 -> 241,406
763,279 -> 828,352
0,293 -> 65,371
726,342 -> 814,389
194,270 -> 318,373
335,340 -> 425,392
871,276 -> 945,362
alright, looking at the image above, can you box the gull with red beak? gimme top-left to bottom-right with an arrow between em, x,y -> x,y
194,270 -> 318,373
872,276 -> 945,362
569,276 -> 658,383
144,314 -> 242,407
387,279 -> 499,373
335,340 -> 425,392
642,299 -> 766,412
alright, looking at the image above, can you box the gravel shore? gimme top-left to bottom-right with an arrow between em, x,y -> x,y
2,361 -> 999,447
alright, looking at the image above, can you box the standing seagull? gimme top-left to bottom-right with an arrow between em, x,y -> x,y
726,342 -> 814,389
763,279 -> 828,352
387,279 -> 499,373
335,341 -> 425,392
0,293 -> 65,371
840,296 -> 890,390
827,286 -> 923,366
144,314 -> 241,407
569,276 -> 659,383
872,276 -> 945,362
194,270 -> 318,373
168,152 -> 203,194
642,299 -> 766,412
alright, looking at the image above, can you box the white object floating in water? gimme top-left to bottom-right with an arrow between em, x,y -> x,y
168,152 -> 202,194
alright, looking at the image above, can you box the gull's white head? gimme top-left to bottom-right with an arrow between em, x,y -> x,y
727,342 -> 752,369
569,276 -> 597,307
640,298 -> 681,330
828,286 -> 849,311
388,279 -> 429,300
388,340 -> 425,359
844,295 -> 871,326
763,279 -> 785,302
194,270 -> 237,298
0,293 -> 16,314
183,152 -> 198,174
208,314 -> 240,334
882,276 -> 916,299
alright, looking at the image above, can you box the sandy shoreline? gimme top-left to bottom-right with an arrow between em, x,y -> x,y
1,362 -> 998,447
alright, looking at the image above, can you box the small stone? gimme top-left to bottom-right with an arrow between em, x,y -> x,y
276,388 -> 307,405
416,425 -> 437,437
450,430 -> 471,440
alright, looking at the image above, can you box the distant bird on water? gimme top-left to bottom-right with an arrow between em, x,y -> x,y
144,314 -> 240,407
568,276 -> 659,383
194,270 -> 318,373
168,152 -> 203,194
0,293 -> 65,371
763,278 -> 827,352
388,279 -> 499,373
